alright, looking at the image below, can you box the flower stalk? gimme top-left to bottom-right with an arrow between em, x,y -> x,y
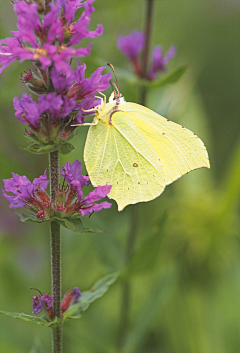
49,151 -> 62,353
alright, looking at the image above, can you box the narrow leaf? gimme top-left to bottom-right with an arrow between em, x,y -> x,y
59,142 -> 75,155
147,66 -> 187,88
63,272 -> 118,321
24,143 -> 57,155
18,214 -> 44,223
0,310 -> 62,327
53,216 -> 104,234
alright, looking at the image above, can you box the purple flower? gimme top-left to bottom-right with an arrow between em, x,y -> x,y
52,61 -> 111,123
0,0 -> 103,75
71,287 -> 81,303
118,30 -> 145,62
80,185 -> 112,216
13,93 -> 41,128
3,160 -> 111,218
148,45 -> 176,80
117,30 -> 176,80
61,160 -> 112,216
61,160 -> 90,190
32,293 -> 53,314
2,171 -> 48,208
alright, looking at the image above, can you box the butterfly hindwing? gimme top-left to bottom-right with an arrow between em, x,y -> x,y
121,103 -> 210,184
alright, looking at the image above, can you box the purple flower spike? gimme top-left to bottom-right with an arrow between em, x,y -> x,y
118,30 -> 145,62
2,171 -> 48,208
0,0 -> 104,74
148,45 -> 176,80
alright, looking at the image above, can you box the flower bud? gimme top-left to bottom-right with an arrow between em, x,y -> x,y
61,287 -> 81,314
21,70 -> 47,94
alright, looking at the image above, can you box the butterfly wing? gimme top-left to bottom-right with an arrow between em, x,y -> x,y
120,103 -> 210,185
84,114 -> 166,211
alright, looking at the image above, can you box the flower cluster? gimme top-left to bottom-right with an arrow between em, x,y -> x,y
32,287 -> 81,319
0,0 -> 102,75
14,62 -> 111,146
1,0 -> 112,148
2,160 -> 112,219
32,293 -> 53,315
118,30 -> 176,80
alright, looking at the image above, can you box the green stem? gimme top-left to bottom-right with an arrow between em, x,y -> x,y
117,1 -> 155,350
49,150 -> 62,353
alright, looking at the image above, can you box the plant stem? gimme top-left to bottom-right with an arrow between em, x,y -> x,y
118,2 -> 155,350
49,150 -> 62,353
140,0 -> 154,104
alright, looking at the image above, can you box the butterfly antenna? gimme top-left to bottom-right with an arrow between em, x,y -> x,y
107,63 -> 120,98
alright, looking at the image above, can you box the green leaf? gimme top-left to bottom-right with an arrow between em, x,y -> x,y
147,66 -> 187,88
18,214 -> 44,223
63,272 -> 119,321
53,216 -> 104,234
59,142 -> 75,155
0,310 -> 62,328
127,212 -> 168,276
18,214 -> 104,233
24,143 -> 58,155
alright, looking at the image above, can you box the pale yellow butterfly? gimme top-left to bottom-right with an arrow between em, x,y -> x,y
81,87 -> 210,211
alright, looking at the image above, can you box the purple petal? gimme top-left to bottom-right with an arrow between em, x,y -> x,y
33,170 -> 49,190
82,184 -> 112,204
118,30 -> 145,62
71,287 -> 81,303
80,201 -> 112,216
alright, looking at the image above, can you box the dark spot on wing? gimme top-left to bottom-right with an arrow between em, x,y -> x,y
133,163 -> 138,167
162,132 -> 166,135
117,181 -> 118,185
138,182 -> 140,184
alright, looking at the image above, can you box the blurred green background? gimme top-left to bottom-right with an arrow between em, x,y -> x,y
0,0 -> 240,352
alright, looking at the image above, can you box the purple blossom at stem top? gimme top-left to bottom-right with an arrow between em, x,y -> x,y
2,160 -> 112,220
13,62 -> 111,146
0,0 -> 103,75
117,30 -> 176,80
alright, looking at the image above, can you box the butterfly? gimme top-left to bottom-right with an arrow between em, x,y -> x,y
82,88 -> 210,211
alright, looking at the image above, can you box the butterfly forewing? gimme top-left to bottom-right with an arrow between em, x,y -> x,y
84,114 -> 166,211
121,103 -> 210,185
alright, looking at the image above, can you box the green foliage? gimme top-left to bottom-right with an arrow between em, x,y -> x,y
19,214 -> 104,233
24,142 -> 75,155
59,142 -> 75,155
63,272 -> 118,321
0,311 -> 62,327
